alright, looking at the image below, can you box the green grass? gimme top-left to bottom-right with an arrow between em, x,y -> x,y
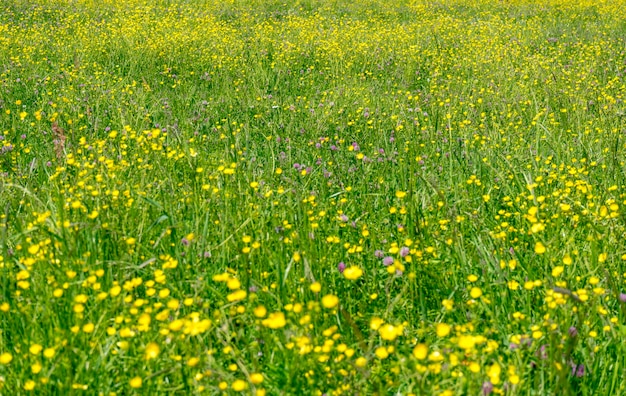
1,0 -> 626,394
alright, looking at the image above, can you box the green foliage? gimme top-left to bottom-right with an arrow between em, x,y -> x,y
1,0 -> 626,394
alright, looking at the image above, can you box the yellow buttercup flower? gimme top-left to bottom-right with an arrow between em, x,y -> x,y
130,377 -> 142,388
321,294 -> 339,309
145,342 -> 160,360
343,266 -> 363,280
261,312 -> 286,329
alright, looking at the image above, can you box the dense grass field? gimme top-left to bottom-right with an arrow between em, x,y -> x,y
1,0 -> 626,394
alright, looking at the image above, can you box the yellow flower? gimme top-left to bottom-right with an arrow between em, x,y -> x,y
343,266 -> 363,280
551,266 -> 564,277
370,317 -> 384,330
436,323 -> 451,337
169,319 -> 184,332
24,380 -> 36,391
487,362 -> 501,385
374,346 -> 389,359
145,342 -> 160,360
0,352 -> 13,364
458,335 -> 477,350
508,365 -> 520,384
395,191 -> 407,198
31,362 -> 42,374
261,312 -> 286,329
310,282 -> 321,293
227,289 -> 247,302
355,356 -> 367,367
470,287 -> 482,299
227,278 -> 241,290
29,344 -> 42,355
534,242 -> 546,254
129,377 -> 142,388
126,238 -> 136,245
232,379 -> 247,391
254,305 -> 267,318
250,373 -> 264,384
321,294 -> 339,309
507,280 -> 520,290
413,344 -> 428,360
379,324 -> 403,341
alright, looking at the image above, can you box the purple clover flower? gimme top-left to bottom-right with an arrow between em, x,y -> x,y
482,381 -> 493,395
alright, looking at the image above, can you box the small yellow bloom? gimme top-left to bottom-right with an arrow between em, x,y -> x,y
374,347 -> 389,359
261,312 -> 286,329
436,323 -> 451,337
145,342 -> 160,360
370,317 -> 384,330
232,379 -> 247,391
31,362 -> 42,374
310,282 -> 321,293
227,278 -> 241,290
487,362 -> 501,385
321,294 -> 339,309
343,266 -> 363,280
227,289 -> 247,302
551,266 -> 564,277
0,352 -> 13,364
534,242 -> 546,254
43,348 -> 56,359
413,344 -> 428,360
458,335 -> 477,350
129,377 -> 142,388
379,323 -> 403,341
470,287 -> 482,299
29,344 -> 42,355
254,306 -> 267,318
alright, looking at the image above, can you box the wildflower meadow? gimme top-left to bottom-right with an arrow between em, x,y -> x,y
1,0 -> 626,394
